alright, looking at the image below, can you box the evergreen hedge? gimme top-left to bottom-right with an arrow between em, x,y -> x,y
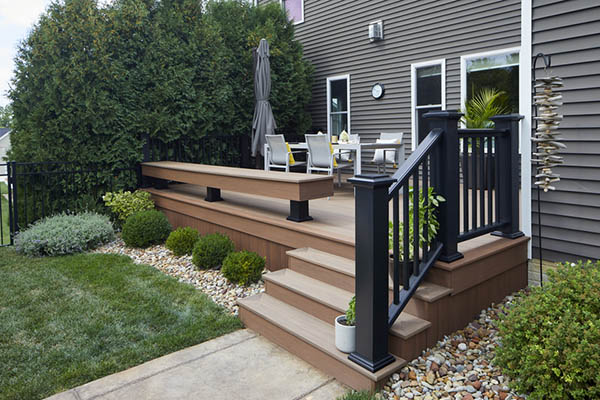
8,0 -> 313,181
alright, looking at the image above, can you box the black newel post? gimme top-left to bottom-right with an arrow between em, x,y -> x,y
490,114 -> 524,239
348,174 -> 396,372
424,111 -> 464,262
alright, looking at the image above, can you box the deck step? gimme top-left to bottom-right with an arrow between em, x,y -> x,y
287,247 -> 452,302
238,293 -> 406,391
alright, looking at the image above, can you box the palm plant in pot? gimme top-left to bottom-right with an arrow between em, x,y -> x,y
335,296 -> 355,353
388,187 -> 444,280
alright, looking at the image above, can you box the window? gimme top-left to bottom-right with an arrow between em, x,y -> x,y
411,59 -> 445,149
280,0 -> 304,24
461,48 -> 520,114
327,75 -> 350,139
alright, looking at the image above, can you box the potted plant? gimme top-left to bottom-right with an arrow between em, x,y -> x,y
460,88 -> 509,190
388,187 -> 444,280
335,296 -> 356,353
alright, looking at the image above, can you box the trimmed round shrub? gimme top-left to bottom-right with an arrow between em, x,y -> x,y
14,212 -> 115,257
222,250 -> 265,286
166,227 -> 200,256
191,233 -> 234,269
121,210 -> 171,248
495,260 -> 600,400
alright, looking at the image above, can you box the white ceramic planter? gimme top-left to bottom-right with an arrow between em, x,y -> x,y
335,315 -> 356,353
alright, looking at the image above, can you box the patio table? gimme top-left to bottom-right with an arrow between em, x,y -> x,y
281,141 -> 404,176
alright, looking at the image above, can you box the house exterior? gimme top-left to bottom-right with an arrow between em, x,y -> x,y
0,128 -> 10,181
259,0 -> 599,263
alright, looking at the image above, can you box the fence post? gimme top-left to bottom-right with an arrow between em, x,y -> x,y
490,114 -> 524,239
424,111 -> 464,262
348,174 -> 396,372
8,161 -> 18,237
240,134 -> 251,168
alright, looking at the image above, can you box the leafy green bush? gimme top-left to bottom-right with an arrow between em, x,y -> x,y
166,227 -> 200,256
495,260 -> 600,400
346,296 -> 356,326
121,210 -> 171,248
103,190 -> 155,223
337,391 -> 379,400
14,212 -> 115,256
192,233 -> 235,269
222,250 -> 265,285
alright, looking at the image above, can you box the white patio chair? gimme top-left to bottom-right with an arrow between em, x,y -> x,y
305,134 -> 352,187
265,134 -> 306,172
371,132 -> 405,174
334,134 -> 359,162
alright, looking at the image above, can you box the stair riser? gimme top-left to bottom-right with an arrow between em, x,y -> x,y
266,279 -> 429,362
288,256 -> 355,292
239,306 -> 384,391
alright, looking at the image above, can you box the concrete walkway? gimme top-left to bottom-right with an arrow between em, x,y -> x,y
47,330 -> 348,400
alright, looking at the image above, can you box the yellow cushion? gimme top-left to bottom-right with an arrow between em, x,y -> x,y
285,143 -> 295,165
328,142 -> 338,167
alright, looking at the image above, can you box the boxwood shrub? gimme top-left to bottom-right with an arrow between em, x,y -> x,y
192,233 -> 234,269
14,212 -> 115,257
121,210 -> 172,248
102,190 -> 155,223
222,250 -> 265,286
166,227 -> 200,256
495,260 -> 600,400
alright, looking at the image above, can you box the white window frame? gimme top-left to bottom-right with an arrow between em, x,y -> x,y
410,59 -> 446,150
280,0 -> 304,25
460,46 -> 521,122
326,74 -> 351,141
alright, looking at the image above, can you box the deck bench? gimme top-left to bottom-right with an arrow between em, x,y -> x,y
140,161 -> 334,222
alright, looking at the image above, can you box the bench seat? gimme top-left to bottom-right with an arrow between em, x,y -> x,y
141,161 -> 334,222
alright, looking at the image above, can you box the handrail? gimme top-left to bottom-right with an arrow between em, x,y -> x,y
388,128 -> 443,198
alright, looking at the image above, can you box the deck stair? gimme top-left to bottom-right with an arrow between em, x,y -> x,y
238,247 -> 453,390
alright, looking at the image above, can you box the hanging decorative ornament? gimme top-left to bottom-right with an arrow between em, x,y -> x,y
532,76 -> 566,192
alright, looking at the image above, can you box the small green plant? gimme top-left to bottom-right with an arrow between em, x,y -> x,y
192,233 -> 235,269
337,391 -> 379,400
102,190 -> 155,222
14,212 -> 115,257
461,87 -> 509,128
121,210 -> 171,248
166,227 -> 200,256
345,296 -> 356,326
222,250 -> 265,285
495,260 -> 600,400
388,187 -> 444,261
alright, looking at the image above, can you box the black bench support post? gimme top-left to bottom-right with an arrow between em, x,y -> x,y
348,174 -> 396,372
287,200 -> 313,222
205,187 -> 223,202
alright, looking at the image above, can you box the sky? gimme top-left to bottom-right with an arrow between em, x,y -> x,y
0,0 -> 53,107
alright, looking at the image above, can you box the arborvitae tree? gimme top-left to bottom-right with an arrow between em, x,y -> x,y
8,0 -> 313,170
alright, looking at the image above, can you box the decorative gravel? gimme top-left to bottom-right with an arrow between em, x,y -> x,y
380,293 -> 526,400
93,239 -> 264,315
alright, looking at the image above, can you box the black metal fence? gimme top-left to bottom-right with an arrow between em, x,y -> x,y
142,133 -> 251,168
0,163 -> 11,246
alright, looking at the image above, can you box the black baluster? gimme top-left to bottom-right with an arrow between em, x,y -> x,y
403,184 -> 410,289
463,138 -> 469,232
393,193 -> 399,304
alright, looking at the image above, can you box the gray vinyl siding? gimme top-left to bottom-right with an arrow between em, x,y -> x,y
532,0 -> 600,262
261,0 -> 521,160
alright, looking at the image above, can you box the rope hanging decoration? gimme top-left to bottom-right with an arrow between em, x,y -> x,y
532,75 -> 566,192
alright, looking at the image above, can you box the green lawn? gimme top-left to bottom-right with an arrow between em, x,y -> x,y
0,182 -> 9,244
0,248 -> 242,400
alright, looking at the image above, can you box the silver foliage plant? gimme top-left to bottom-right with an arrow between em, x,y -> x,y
532,76 -> 566,192
14,212 -> 115,257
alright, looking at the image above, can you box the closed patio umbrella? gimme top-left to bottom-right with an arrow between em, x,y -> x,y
251,38 -> 277,157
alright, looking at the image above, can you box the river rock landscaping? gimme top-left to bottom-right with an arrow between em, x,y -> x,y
94,238 -> 264,314
379,293 -> 527,400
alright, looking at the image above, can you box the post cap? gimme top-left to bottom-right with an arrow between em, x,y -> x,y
489,114 -> 524,122
423,110 -> 464,120
348,174 -> 396,188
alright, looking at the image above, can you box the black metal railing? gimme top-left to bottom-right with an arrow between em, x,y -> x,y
0,163 -> 12,246
4,161 -> 138,238
142,133 -> 251,168
348,111 -> 523,373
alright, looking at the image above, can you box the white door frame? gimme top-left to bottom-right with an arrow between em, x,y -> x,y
410,59 -> 446,150
326,74 -> 351,141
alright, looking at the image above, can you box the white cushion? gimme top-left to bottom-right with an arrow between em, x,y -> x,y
373,138 -> 400,164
